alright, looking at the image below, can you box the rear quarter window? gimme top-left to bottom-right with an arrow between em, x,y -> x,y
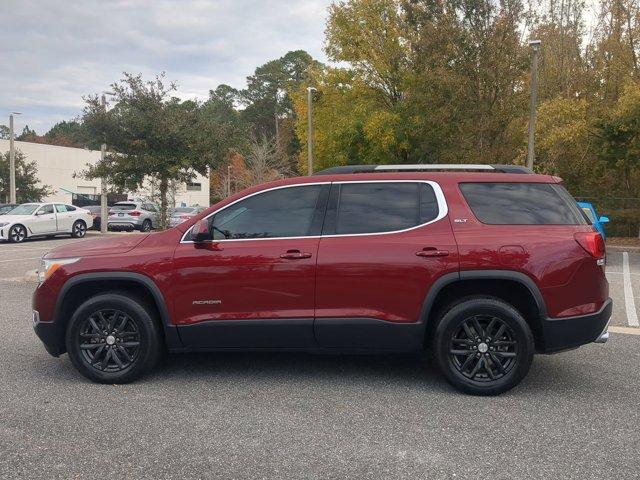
459,182 -> 586,225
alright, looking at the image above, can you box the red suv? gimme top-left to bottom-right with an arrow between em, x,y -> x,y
32,165 -> 611,395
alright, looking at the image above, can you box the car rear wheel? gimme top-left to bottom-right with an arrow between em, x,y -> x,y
71,220 -> 87,238
140,219 -> 152,232
433,296 -> 534,396
8,224 -> 27,243
65,292 -> 162,383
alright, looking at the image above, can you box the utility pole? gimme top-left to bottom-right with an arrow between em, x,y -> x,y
99,92 -> 115,233
100,94 -> 108,233
9,112 -> 21,203
274,111 -> 279,154
307,87 -> 316,175
527,40 -> 541,170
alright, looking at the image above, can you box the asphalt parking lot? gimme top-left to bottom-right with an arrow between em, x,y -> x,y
1,234 -> 640,478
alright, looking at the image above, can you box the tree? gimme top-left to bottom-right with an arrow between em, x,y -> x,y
240,135 -> 291,186
596,81 -> 640,197
0,125 -> 9,140
0,150 -> 53,202
44,120 -> 94,148
81,73 -> 208,228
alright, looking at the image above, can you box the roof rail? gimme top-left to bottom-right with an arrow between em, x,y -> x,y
313,164 -> 533,175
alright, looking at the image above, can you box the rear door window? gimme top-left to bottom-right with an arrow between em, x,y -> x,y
460,183 -> 586,225
325,182 -> 440,235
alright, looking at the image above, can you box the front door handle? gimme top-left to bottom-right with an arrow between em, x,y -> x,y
416,248 -> 449,257
280,250 -> 312,260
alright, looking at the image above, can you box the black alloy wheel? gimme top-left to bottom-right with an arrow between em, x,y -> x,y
141,219 -> 152,232
9,224 -> 27,243
433,297 -> 534,396
449,315 -> 517,382
78,309 -> 141,372
66,292 -> 162,383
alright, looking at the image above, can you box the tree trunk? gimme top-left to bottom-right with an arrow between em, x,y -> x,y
159,176 -> 169,230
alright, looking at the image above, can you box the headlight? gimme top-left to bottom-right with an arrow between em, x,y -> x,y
37,257 -> 80,283
0,222 -> 8,227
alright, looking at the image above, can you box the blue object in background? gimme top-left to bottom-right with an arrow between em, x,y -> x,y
577,201 -> 609,239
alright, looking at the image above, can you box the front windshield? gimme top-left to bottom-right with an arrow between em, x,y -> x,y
8,204 -> 40,215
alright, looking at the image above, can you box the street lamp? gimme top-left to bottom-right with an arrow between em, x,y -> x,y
9,112 -> 22,204
307,87 -> 317,175
100,92 -> 115,233
527,40 -> 541,170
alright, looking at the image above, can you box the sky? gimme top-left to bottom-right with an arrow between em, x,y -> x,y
0,0 -> 333,134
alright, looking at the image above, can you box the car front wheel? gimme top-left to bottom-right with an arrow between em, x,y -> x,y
65,292 -> 162,383
8,224 -> 27,243
433,296 -> 534,396
71,220 -> 87,238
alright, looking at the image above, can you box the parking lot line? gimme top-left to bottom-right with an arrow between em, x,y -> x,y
609,326 -> 640,335
0,256 -> 41,264
623,252 -> 639,327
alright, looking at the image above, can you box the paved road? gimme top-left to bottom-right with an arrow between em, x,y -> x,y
1,235 -> 640,478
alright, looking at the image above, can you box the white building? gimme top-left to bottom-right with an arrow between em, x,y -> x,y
0,140 -> 210,207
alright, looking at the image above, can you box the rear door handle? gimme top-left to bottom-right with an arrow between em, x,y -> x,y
416,248 -> 449,257
280,249 -> 312,260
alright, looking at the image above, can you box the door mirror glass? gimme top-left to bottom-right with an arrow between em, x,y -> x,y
599,216 -> 610,224
192,219 -> 211,242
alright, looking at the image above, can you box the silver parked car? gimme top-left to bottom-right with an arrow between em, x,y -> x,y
169,206 -> 205,227
107,201 -> 158,232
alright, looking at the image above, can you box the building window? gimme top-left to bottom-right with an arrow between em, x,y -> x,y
186,182 -> 201,191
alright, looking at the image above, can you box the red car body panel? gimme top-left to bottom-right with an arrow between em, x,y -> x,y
33,171 -> 610,357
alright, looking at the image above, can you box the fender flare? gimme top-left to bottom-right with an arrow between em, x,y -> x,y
54,271 -> 182,349
420,269 -> 547,325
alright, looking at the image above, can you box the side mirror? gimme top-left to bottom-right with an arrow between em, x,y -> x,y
192,219 -> 211,242
599,216 -> 610,224
35,210 -> 45,216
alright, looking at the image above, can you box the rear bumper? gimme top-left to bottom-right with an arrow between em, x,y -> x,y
107,219 -> 141,230
540,298 -> 612,353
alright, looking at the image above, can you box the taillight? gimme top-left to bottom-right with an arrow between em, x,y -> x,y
108,210 -> 114,215
129,210 -> 142,217
574,232 -> 605,259
180,214 -> 191,219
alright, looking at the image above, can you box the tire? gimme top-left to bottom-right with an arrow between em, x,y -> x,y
8,224 -> 27,243
140,219 -> 152,232
65,292 -> 163,384
71,220 -> 87,238
433,296 -> 534,396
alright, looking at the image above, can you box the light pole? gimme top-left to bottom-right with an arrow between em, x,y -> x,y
307,87 -> 316,175
527,40 -> 541,170
9,112 -> 22,204
100,92 -> 115,233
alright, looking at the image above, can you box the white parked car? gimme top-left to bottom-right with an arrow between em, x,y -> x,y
0,203 -> 93,243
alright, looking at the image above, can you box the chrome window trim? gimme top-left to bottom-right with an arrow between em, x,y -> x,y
179,180 -> 448,244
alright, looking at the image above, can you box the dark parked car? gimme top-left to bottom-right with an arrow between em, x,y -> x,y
0,203 -> 19,215
32,164 -> 610,395
83,205 -> 102,230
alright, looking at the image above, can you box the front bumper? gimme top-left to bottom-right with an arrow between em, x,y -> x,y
540,298 -> 612,353
32,310 -> 66,357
